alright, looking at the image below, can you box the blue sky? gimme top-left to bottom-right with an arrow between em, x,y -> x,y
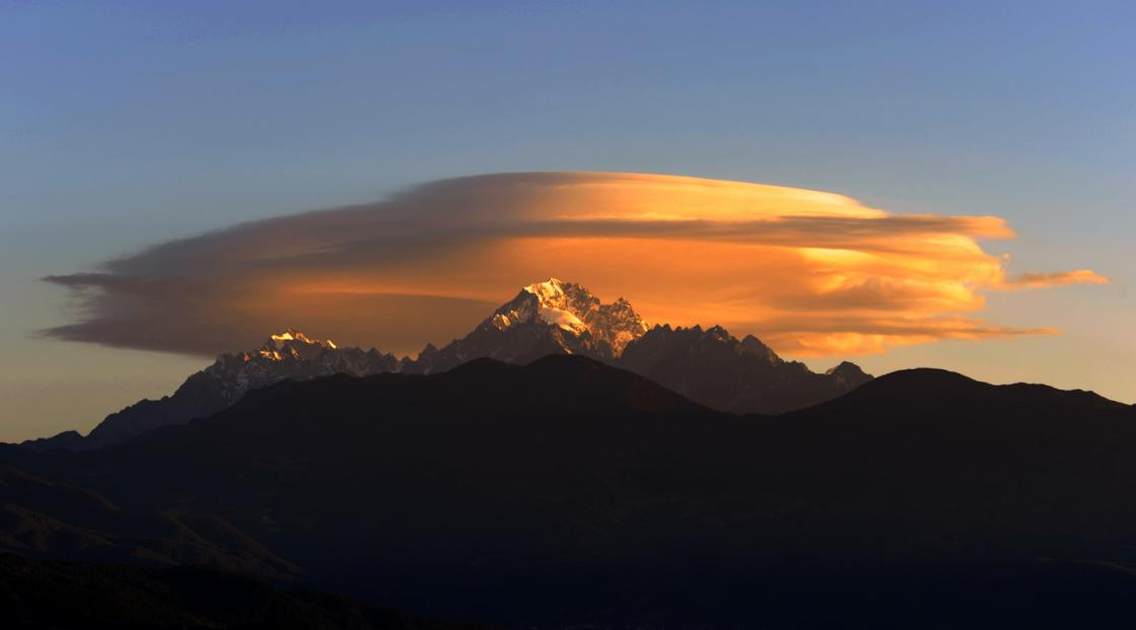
1,1 -> 1133,440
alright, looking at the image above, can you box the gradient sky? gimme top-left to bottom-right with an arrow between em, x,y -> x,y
2,1 -> 1133,442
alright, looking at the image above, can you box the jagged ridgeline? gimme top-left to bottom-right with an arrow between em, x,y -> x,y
26,279 -> 871,450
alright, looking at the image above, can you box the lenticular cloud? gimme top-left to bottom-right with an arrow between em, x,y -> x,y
44,172 -> 1107,358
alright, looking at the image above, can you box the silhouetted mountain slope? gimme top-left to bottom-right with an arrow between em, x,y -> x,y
0,554 -> 492,630
4,358 -> 1135,627
0,464 -> 300,579
617,324 -> 872,413
15,430 -> 85,452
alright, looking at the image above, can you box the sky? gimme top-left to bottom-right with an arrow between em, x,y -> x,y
1,1 -> 1133,442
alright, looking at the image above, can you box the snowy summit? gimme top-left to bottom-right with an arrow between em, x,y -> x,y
491,278 -> 648,355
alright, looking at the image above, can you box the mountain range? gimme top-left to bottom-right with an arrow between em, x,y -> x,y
9,278 -> 1133,626
25,279 -> 870,450
3,355 -> 1135,627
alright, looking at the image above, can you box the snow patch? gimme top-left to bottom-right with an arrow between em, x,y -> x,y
538,306 -> 589,335
524,278 -> 566,303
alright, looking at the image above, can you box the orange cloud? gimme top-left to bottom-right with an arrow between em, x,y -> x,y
43,172 -> 1105,358
1001,269 -> 1110,289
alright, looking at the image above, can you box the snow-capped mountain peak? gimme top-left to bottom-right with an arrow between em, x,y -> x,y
409,279 -> 649,373
492,279 -> 578,334
488,278 -> 647,354
268,329 -> 337,350
207,331 -> 398,404
85,330 -> 401,447
263,326 -> 338,356
523,277 -> 570,302
254,329 -> 340,361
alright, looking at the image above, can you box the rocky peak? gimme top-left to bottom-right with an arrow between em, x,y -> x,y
251,329 -> 339,362
617,323 -> 873,414
196,331 -> 400,407
485,278 -> 647,356
826,361 -> 873,389
740,334 -> 782,365
82,331 -> 403,449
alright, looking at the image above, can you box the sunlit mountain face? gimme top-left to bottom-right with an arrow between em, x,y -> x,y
45,172 -> 1104,360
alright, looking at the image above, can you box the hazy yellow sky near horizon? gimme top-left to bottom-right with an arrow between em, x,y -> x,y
45,172 -> 1105,360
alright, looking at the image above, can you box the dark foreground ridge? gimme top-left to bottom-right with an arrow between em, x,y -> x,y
3,356 -> 1136,628
0,553 -> 492,630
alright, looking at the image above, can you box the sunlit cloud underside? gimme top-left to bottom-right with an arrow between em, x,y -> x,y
44,172 -> 1107,358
